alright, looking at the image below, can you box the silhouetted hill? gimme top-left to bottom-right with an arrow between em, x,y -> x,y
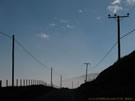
77,51 -> 135,100
95,50 -> 135,85
0,85 -> 55,101
61,73 -> 98,88
1,51 -> 135,101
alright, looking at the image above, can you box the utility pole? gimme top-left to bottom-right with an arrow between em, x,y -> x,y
60,75 -> 62,88
84,63 -> 90,83
12,35 -> 15,87
108,13 -> 129,62
72,81 -> 73,89
51,67 -> 53,87
78,82 -> 79,87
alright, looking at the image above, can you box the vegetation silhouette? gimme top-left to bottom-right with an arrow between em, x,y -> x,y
77,50 -> 135,100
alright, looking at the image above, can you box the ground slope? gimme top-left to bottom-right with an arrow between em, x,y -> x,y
78,51 -> 135,100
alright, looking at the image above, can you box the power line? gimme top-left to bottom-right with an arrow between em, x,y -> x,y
89,28 -> 135,71
15,39 -> 65,81
0,32 -> 65,84
120,29 -> 135,39
0,32 -> 50,70
0,32 -> 12,38
1,28 -> 135,81
15,39 -> 50,70
89,42 -> 117,71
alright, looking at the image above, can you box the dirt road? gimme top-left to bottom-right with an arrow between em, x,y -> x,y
33,88 -> 84,101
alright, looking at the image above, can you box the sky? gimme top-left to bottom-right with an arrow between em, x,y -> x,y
1,0 -> 135,87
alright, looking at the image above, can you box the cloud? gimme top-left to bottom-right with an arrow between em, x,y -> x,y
126,0 -> 135,5
60,19 -> 68,24
78,9 -> 83,13
107,5 -> 123,13
107,0 -> 135,13
96,16 -> 101,20
66,24 -> 73,29
49,23 -> 56,27
107,0 -> 123,13
39,33 -> 49,39
112,0 -> 121,5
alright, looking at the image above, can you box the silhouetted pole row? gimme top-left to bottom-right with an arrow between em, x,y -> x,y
12,35 -> 15,87
108,13 -> 129,62
84,63 -> 90,83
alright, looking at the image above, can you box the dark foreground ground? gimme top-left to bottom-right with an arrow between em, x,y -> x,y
33,88 -> 84,101
0,85 -> 84,101
0,85 -> 134,101
0,85 -> 54,101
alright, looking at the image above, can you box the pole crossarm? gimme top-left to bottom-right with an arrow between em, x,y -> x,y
108,13 -> 129,19
108,13 -> 129,62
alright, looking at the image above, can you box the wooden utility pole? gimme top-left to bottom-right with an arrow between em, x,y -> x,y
78,82 -> 79,87
0,80 -> 2,87
84,63 -> 90,83
72,81 -> 73,89
12,35 -> 15,87
60,75 -> 62,88
108,13 -> 129,62
51,67 -> 53,87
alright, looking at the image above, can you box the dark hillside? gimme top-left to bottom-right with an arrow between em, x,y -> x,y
1,51 -> 135,101
77,51 -> 135,100
0,85 -> 54,101
95,50 -> 135,84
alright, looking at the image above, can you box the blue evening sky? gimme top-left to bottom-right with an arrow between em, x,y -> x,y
1,0 -> 135,87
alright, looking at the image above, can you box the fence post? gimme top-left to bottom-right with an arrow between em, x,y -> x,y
23,80 -> 25,86
37,80 -> 38,85
29,80 -> 30,86
0,80 -> 2,87
20,79 -> 22,86
31,80 -> 32,85
6,80 -> 8,87
26,79 -> 27,86
35,80 -> 36,85
16,79 -> 18,86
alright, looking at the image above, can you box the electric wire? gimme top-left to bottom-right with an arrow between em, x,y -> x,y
15,39 -> 50,70
1,28 -> 135,81
89,29 -> 135,71
0,32 -> 12,38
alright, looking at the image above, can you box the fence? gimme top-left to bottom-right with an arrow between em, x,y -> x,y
0,79 -> 47,87
0,80 -> 1,87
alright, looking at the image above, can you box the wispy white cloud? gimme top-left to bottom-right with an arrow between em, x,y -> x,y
107,5 -> 123,13
59,18 -> 74,29
39,33 -> 49,39
49,23 -> 56,27
112,0 -> 121,5
107,0 -> 123,13
66,24 -> 73,29
96,16 -> 101,20
60,19 -> 68,24
78,9 -> 83,13
108,0 -> 135,13
126,0 -> 135,5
